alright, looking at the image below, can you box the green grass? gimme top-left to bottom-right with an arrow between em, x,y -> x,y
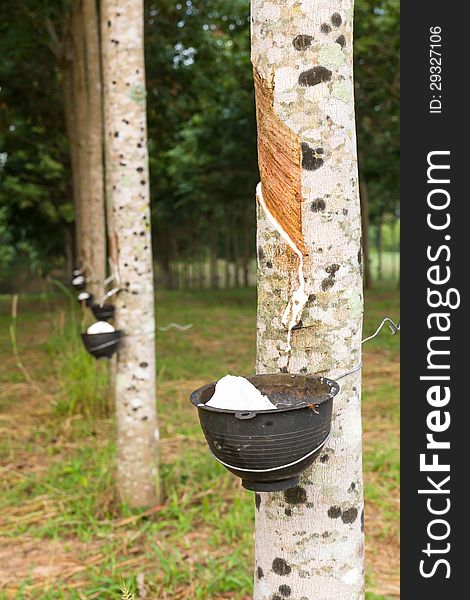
0,285 -> 399,599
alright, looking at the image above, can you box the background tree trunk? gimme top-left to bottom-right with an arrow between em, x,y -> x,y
209,223 -> 218,289
224,210 -> 231,289
252,1 -> 364,598
375,215 -> 383,281
233,219 -> 241,288
83,0 -> 106,299
61,29 -> 82,268
242,210 -> 250,287
391,209 -> 398,283
359,170 -> 372,289
101,0 -> 160,508
72,2 -> 89,269
197,259 -> 204,289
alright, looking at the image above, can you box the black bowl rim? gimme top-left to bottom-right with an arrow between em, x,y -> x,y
190,373 -> 339,415
81,329 -> 122,342
91,303 -> 115,312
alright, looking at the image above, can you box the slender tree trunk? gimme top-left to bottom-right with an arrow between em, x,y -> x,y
197,259 -> 204,289
83,0 -> 106,299
233,219 -> 241,288
252,2 -> 364,599
242,210 -> 250,287
188,261 -> 193,289
183,259 -> 189,289
391,212 -> 398,283
170,235 -> 179,290
64,223 -> 75,278
101,0 -> 160,507
61,15 -> 83,265
62,46 -> 83,266
100,0 -> 117,271
159,254 -> 172,289
375,216 -> 383,281
100,0 -> 118,406
72,2 -> 90,268
359,158 -> 372,289
209,224 -> 218,289
224,215 -> 231,289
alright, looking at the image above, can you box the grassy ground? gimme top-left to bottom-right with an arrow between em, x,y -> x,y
0,286 -> 399,599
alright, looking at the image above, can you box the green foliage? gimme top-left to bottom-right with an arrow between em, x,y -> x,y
355,0 -> 400,222
0,1 -> 73,278
145,0 -> 257,271
45,308 -> 110,418
0,0 -> 399,281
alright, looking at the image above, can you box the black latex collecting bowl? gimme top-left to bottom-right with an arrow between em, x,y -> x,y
72,275 -> 86,290
81,330 -> 122,359
78,293 -> 94,307
91,303 -> 115,321
190,374 -> 339,492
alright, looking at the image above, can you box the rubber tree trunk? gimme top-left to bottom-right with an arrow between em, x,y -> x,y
391,211 -> 398,283
62,36 -> 82,266
101,0 -> 160,508
252,2 -> 365,599
72,3 -> 88,265
209,223 -> 219,289
72,0 -> 96,274
83,0 -> 106,299
233,218 -> 241,288
359,155 -> 372,289
224,210 -> 231,289
375,215 -> 383,281
197,259 -> 204,289
242,210 -> 251,287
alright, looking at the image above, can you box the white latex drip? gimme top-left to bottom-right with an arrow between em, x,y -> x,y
256,182 -> 308,352
205,375 -> 277,410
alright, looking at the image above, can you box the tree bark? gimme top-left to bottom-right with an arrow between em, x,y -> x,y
233,218 -> 241,288
242,209 -> 251,287
82,0 -> 106,299
209,223 -> 219,289
62,52 -> 82,265
359,169 -> 372,289
100,0 -> 117,271
197,259 -> 204,289
252,2 -> 364,599
101,0 -> 160,507
72,2 -> 90,269
375,215 -> 383,281
391,212 -> 398,283
224,211 -> 231,289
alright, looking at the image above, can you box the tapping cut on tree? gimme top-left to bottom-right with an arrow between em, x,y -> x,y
253,70 -> 305,257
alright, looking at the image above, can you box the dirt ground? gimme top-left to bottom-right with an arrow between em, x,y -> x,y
0,293 -> 399,599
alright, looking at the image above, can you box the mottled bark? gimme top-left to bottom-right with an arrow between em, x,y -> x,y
101,0 -> 160,507
83,0 -> 106,298
252,1 -> 364,599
